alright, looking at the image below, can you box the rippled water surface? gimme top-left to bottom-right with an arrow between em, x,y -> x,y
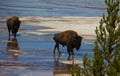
0,0 -> 102,76
0,0 -> 105,17
0,22 -> 94,76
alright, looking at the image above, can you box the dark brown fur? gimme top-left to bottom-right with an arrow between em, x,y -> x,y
7,16 -> 21,37
53,30 -> 82,55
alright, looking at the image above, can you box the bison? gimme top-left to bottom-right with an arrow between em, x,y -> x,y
53,30 -> 82,55
7,16 -> 21,37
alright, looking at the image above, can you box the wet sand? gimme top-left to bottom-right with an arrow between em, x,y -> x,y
0,16 -> 99,76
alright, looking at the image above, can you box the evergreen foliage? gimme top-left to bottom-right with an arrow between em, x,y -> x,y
72,0 -> 120,76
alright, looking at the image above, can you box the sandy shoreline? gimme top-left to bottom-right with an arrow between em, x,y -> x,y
20,16 -> 101,39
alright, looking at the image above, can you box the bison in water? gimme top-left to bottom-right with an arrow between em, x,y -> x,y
7,16 -> 21,37
53,30 -> 82,55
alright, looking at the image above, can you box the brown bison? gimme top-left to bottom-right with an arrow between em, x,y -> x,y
7,16 -> 21,37
53,30 -> 82,55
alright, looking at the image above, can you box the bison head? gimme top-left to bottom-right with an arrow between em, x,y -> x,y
12,20 -> 21,36
72,36 -> 82,50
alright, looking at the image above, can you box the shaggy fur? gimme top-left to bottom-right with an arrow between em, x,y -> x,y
53,30 -> 82,55
7,16 -> 21,37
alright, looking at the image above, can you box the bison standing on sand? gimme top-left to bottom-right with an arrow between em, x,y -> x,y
53,30 -> 82,55
7,16 -> 21,37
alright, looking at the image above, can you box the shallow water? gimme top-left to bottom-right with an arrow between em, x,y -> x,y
0,0 -> 98,76
0,21 -> 94,76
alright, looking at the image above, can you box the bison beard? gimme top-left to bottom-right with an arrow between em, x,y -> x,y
7,16 -> 21,37
53,30 -> 82,55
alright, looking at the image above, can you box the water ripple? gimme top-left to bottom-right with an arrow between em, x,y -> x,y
0,0 -> 105,17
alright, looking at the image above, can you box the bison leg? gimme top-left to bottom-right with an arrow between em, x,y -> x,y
71,50 -> 74,55
67,55 -> 74,60
67,49 -> 71,55
53,44 -> 57,53
7,25 -> 11,37
12,29 -> 17,37
8,29 -> 10,36
53,42 -> 61,54
67,45 -> 74,55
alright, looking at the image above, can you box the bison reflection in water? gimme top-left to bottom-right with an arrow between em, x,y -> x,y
53,54 -> 77,76
53,30 -> 82,55
6,37 -> 20,60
